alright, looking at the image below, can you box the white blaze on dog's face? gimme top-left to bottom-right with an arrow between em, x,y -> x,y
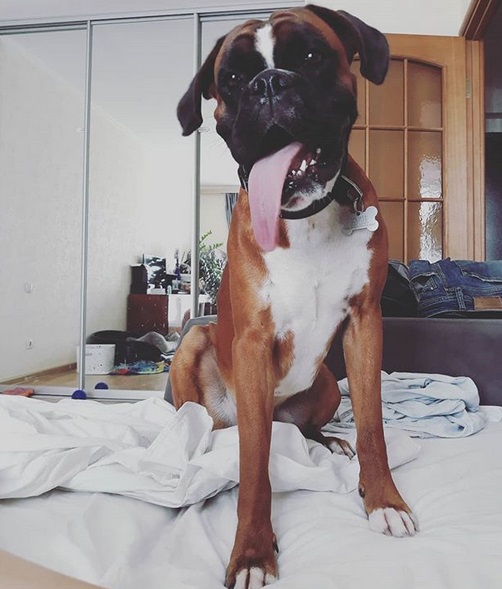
254,24 -> 275,69
177,5 -> 389,251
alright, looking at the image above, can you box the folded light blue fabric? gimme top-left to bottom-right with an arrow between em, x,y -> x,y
335,371 -> 486,438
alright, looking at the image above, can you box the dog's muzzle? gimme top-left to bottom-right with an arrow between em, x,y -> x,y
249,69 -> 296,102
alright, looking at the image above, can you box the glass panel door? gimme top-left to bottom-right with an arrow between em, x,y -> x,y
350,57 -> 444,262
86,18 -> 194,393
0,29 -> 86,390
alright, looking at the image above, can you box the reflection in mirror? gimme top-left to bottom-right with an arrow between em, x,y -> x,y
85,18 -> 194,393
198,18 -> 243,288
0,29 -> 87,391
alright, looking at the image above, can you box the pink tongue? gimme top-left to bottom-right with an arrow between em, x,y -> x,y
248,142 -> 303,252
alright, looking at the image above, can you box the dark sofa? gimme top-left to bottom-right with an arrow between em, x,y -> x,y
165,316 -> 502,406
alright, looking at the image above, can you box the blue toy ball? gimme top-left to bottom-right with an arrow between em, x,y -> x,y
71,389 -> 87,400
95,382 -> 109,390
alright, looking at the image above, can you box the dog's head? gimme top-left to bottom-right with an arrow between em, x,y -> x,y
177,5 -> 389,250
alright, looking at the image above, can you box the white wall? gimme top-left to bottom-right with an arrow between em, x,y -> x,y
311,0 -> 472,36
0,34 -> 85,380
200,190 -> 238,252
87,114 -> 165,337
86,131 -> 194,339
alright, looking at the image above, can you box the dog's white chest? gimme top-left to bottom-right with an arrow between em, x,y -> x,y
260,204 -> 373,399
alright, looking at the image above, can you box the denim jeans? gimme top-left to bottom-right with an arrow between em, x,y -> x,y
408,258 -> 502,317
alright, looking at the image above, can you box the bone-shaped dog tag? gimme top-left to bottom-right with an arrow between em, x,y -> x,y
342,205 -> 379,235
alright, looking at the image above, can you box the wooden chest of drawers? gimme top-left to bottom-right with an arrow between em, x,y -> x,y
127,294 -> 168,336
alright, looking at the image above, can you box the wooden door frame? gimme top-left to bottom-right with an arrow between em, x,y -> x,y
461,0 -> 501,39
462,0 -> 501,260
466,39 -> 485,260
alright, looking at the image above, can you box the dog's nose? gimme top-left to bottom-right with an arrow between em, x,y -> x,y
250,69 -> 294,99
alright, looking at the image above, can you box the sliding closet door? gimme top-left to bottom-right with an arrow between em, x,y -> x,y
0,29 -> 87,388
199,18 -> 244,253
85,18 -> 194,392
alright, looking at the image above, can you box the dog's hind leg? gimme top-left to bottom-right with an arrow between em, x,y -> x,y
170,324 -> 236,429
273,363 -> 355,458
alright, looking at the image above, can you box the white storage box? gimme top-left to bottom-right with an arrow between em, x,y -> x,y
76,344 -> 115,375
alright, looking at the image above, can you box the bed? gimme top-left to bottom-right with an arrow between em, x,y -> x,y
1,317 -> 502,589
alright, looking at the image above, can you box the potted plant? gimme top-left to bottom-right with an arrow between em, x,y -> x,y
183,231 -> 226,306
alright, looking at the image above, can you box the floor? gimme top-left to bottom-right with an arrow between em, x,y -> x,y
2,367 -> 169,394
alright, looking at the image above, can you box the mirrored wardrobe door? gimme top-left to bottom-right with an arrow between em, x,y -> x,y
194,17 -> 246,329
199,18 -> 244,254
85,18 -> 194,393
0,28 -> 87,390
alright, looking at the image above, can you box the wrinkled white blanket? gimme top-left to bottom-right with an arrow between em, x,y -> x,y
335,371 -> 486,438
0,395 -> 420,506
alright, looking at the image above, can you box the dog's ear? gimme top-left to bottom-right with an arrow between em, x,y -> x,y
305,5 -> 389,85
177,36 -> 225,136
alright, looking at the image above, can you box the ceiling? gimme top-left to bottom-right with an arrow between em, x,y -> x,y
0,0 -> 289,23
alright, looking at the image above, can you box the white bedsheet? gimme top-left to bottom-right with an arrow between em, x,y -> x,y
1,400 -> 502,588
0,396 -> 418,505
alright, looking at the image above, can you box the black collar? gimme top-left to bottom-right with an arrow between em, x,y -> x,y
237,165 -> 364,220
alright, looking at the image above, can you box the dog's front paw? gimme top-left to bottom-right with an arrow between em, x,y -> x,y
226,566 -> 278,589
368,507 -> 418,537
360,474 -> 418,538
225,533 -> 278,589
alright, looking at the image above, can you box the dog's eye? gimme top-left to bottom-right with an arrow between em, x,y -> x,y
304,51 -> 322,65
227,72 -> 244,88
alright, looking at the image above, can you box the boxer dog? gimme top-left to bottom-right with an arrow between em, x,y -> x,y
172,5 -> 417,588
